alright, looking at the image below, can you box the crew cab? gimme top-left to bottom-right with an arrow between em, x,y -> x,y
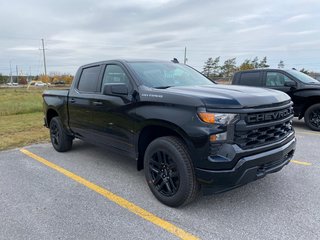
232,69 -> 320,131
43,60 -> 296,207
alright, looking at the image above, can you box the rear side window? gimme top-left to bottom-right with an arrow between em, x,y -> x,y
78,66 -> 101,92
239,72 -> 262,86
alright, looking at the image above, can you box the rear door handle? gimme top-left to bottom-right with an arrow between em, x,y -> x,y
70,98 -> 76,103
93,101 -> 103,106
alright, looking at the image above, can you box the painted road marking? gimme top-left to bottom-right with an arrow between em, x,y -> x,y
291,160 -> 312,166
20,148 -> 199,240
295,130 -> 320,136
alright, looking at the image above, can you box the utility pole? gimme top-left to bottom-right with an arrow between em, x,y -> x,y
16,65 -> 19,83
9,61 -> 13,84
28,66 -> 31,82
183,46 -> 187,65
41,38 -> 47,76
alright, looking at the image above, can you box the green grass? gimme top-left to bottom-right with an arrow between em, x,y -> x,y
0,88 -> 49,150
0,88 -> 44,116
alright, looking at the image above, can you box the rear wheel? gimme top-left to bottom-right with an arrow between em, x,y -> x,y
49,117 -> 73,152
144,136 -> 199,207
304,103 -> 320,131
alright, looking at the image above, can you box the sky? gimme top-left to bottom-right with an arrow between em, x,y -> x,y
1,0 -> 320,76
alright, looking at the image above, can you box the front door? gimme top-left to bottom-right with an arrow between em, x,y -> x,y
90,64 -> 136,157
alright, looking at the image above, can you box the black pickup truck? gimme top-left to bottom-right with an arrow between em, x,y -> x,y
232,69 -> 320,131
43,60 -> 296,207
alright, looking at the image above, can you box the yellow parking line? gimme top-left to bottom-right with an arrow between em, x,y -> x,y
291,160 -> 312,166
295,130 -> 320,136
20,148 -> 199,240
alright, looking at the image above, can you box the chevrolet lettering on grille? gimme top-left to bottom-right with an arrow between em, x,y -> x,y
247,108 -> 292,123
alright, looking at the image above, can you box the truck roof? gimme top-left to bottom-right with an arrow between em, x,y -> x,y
80,59 -> 171,68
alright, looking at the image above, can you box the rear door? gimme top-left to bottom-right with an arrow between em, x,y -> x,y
237,71 -> 263,87
68,65 -> 103,141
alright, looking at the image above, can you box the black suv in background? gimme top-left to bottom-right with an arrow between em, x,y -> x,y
232,69 -> 320,131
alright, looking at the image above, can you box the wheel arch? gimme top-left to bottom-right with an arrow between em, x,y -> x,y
46,108 -> 59,127
300,96 -> 320,119
136,120 -> 194,171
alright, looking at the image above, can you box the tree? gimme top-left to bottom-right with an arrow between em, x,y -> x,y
202,58 -> 213,77
252,57 -> 259,68
18,76 -> 28,85
300,68 -> 309,74
61,74 -> 74,84
38,74 -> 50,83
258,56 -> 269,68
278,60 -> 285,69
0,74 -> 8,84
221,58 -> 237,78
211,57 -> 220,77
202,57 -> 214,78
239,59 -> 254,70
202,57 -> 221,79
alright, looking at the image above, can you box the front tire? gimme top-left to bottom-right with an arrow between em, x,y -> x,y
49,117 -> 73,152
144,136 -> 199,207
304,103 -> 320,131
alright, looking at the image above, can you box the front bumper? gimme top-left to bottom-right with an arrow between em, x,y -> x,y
195,137 -> 296,195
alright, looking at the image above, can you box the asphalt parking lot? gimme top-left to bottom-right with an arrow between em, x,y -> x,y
0,118 -> 319,240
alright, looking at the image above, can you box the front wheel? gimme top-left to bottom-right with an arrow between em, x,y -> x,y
304,103 -> 320,131
144,136 -> 199,207
49,117 -> 73,152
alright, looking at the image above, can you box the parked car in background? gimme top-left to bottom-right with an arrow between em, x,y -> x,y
28,80 -> 47,87
35,81 -> 47,87
232,69 -> 320,131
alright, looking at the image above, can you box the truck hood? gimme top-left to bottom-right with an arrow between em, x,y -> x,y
300,83 -> 320,90
163,85 -> 290,109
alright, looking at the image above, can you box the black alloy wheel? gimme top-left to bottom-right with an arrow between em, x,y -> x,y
144,136 -> 199,207
305,104 -> 320,131
148,150 -> 180,197
49,117 -> 73,152
50,120 -> 60,147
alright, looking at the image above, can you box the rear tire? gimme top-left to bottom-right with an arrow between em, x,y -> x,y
304,103 -> 320,131
49,117 -> 73,152
144,136 -> 199,207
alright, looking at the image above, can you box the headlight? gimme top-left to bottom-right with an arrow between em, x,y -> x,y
198,112 -> 238,125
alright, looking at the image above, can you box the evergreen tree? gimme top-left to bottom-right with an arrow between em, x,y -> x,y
202,57 -> 214,77
300,68 -> 309,74
202,57 -> 220,79
239,59 -> 254,70
251,57 -> 259,68
212,56 -> 221,77
278,60 -> 285,68
221,58 -> 237,78
258,56 -> 269,68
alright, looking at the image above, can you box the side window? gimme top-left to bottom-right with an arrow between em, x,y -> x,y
239,72 -> 262,86
78,66 -> 101,92
266,72 -> 293,87
102,65 -> 129,86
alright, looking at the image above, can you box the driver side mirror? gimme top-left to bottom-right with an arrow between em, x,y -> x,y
284,80 -> 296,88
103,83 -> 128,96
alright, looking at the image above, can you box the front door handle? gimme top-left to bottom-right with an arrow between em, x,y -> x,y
70,98 -> 76,103
93,101 -> 103,106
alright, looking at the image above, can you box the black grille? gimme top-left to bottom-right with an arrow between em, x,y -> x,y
234,121 -> 293,149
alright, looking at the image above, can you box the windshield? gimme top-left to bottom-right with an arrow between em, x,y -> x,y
128,62 -> 214,88
286,69 -> 320,84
